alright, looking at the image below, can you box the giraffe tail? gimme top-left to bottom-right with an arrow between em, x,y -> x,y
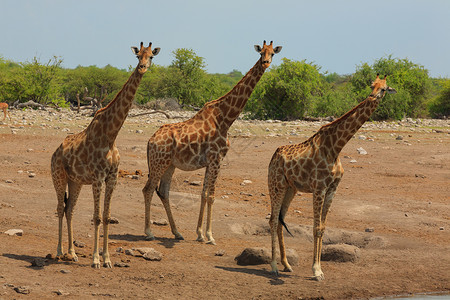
279,213 -> 294,237
63,192 -> 68,214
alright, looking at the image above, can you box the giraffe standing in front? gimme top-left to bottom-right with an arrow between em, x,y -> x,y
268,75 -> 396,280
51,42 -> 160,268
142,41 -> 282,244
0,102 -> 11,121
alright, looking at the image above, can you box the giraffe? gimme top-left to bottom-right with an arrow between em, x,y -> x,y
0,102 -> 11,121
51,42 -> 160,268
142,40 -> 282,244
268,75 -> 396,280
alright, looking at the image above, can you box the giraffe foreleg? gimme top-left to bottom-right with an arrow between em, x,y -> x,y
91,181 -> 102,269
312,190 -> 326,281
51,152 -> 68,259
102,173 -> 117,268
199,161 -> 220,245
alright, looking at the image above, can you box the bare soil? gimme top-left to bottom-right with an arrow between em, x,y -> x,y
0,110 -> 449,299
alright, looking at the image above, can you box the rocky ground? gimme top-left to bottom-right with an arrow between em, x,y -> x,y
0,107 -> 449,299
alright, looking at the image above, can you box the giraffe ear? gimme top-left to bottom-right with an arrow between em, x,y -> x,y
131,47 -> 139,55
273,46 -> 282,54
254,45 -> 262,53
152,47 -> 161,56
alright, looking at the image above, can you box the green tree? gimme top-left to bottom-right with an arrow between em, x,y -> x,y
351,56 -> 431,119
246,58 -> 326,120
428,79 -> 450,118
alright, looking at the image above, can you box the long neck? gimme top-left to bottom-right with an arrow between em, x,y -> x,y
87,67 -> 143,145
315,96 -> 380,158
198,58 -> 266,130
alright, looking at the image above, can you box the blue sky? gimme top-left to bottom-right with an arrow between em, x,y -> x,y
1,0 -> 449,77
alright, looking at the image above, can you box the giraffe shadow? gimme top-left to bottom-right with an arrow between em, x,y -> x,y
109,234 -> 182,249
2,253 -> 70,270
215,266 -> 292,285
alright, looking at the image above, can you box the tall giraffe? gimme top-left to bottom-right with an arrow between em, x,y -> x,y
142,40 -> 282,244
0,102 -> 11,122
51,42 -> 160,268
268,75 -> 396,280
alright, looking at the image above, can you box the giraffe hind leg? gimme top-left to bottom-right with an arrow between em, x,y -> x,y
156,165 -> 184,240
278,186 -> 296,272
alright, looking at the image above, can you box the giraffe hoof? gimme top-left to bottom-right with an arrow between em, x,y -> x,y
145,235 -> 156,241
270,270 -> 280,277
283,266 -> 293,272
196,237 -> 205,243
91,262 -> 101,269
313,274 -> 325,281
103,261 -> 112,268
174,234 -> 184,240
206,239 -> 216,245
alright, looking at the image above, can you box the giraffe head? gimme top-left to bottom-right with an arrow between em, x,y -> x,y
254,40 -> 282,69
131,42 -> 161,74
369,74 -> 397,99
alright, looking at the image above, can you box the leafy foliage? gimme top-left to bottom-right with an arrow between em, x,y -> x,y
428,79 -> 450,118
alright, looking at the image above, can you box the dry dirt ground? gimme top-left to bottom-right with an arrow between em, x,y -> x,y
0,109 -> 449,300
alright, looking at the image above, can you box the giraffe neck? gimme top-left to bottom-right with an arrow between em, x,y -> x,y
87,67 -> 143,145
316,96 -> 381,158
199,58 -> 265,130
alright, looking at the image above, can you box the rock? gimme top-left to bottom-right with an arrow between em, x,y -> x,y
234,247 -> 298,266
153,219 -> 168,226
439,227 -> 444,231
142,249 -> 163,261
235,247 -> 271,265
241,179 -> 253,185
73,240 -> 86,248
14,286 -> 31,294
31,258 -> 46,267
109,217 -> 119,224
349,159 -> 357,163
215,249 -> 226,256
189,181 -> 202,186
60,269 -> 71,274
4,229 -> 23,236
321,244 -> 360,262
357,147 -> 367,155
358,135 -> 366,140
54,289 -> 70,296
28,172 -> 36,178
5,179 -> 13,183
365,228 -> 375,233
114,262 -> 130,267
136,129 -> 144,134
396,135 -> 403,140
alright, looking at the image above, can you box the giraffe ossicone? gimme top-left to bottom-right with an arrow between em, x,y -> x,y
142,41 -> 282,244
267,75 -> 396,280
51,41 -> 160,268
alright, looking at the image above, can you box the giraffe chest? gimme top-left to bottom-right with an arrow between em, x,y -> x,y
63,145 -> 120,184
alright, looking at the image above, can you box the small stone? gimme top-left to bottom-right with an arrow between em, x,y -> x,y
136,130 -> 144,134
349,159 -> 357,163
54,289 -> 69,296
60,269 -> 71,274
131,175 -> 139,180
415,174 -> 426,179
28,173 -> 36,178
242,179 -> 252,185
396,135 -> 403,140
215,249 -> 226,256
439,227 -> 444,231
114,262 -> 130,268
358,135 -> 366,140
153,219 -> 168,226
357,147 -> 367,155
5,179 -> 13,183
365,228 -> 375,233
14,286 -> 31,294
31,258 -> 46,267
189,181 -> 202,186
4,229 -> 23,236
142,249 -> 163,261
116,247 -> 124,253
73,240 -> 86,248
109,217 -> 119,224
